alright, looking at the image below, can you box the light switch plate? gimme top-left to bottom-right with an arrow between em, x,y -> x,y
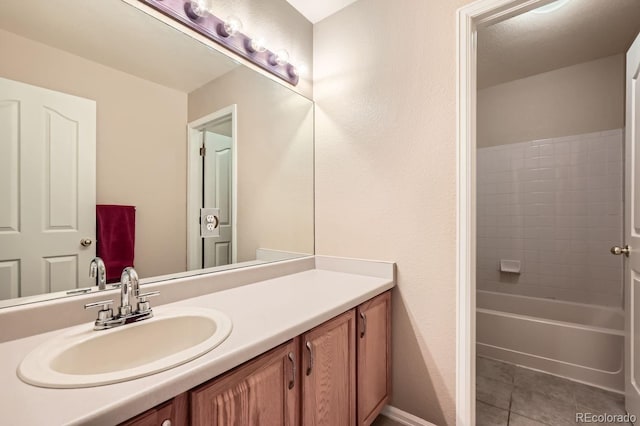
200,208 -> 220,238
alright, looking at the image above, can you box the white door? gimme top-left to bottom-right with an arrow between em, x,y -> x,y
626,32 -> 640,418
0,77 -> 96,299
202,129 -> 233,268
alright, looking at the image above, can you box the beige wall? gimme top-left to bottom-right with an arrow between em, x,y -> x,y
0,29 -> 188,279
189,67 -> 314,262
478,54 -> 625,148
314,0 -> 474,423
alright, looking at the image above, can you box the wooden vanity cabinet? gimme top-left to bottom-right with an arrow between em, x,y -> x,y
190,339 -> 300,426
356,291 -> 392,426
123,291 -> 391,426
120,393 -> 188,426
301,310 -> 357,426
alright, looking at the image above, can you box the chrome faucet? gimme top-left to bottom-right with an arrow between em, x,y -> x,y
84,266 -> 159,330
119,267 -> 139,317
89,257 -> 107,290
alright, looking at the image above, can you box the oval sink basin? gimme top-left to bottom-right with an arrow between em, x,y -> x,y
18,307 -> 232,388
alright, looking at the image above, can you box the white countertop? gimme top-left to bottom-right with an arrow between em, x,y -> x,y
0,261 -> 394,425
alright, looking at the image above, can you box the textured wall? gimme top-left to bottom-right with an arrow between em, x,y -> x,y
478,54 -> 625,148
313,0 -> 474,423
477,130 -> 624,307
0,28 -> 188,279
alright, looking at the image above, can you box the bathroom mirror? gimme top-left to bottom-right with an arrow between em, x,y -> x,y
0,0 -> 314,308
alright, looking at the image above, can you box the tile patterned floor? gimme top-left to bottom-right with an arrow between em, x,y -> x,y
477,357 -> 628,426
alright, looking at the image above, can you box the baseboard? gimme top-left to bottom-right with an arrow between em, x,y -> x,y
380,405 -> 437,426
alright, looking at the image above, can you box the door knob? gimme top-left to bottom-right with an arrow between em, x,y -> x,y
610,245 -> 630,257
80,238 -> 93,247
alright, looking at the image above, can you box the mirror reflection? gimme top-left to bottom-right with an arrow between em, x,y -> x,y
0,0 -> 314,307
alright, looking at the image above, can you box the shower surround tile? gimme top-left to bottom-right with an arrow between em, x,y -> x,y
476,129 -> 624,307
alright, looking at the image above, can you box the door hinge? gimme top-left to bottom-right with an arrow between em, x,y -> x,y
199,146 -> 207,157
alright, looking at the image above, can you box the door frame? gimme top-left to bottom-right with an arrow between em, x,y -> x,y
186,105 -> 238,270
456,0 -> 556,423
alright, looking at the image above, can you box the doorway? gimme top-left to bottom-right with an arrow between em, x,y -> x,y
456,1 -> 640,424
187,105 -> 237,271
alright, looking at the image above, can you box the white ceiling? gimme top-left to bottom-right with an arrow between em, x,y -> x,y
285,0 -> 358,23
0,0 -> 239,93
478,0 -> 640,89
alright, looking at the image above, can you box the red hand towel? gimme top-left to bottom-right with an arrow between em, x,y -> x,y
96,205 -> 136,283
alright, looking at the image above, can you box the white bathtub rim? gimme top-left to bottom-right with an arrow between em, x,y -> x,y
477,290 -> 624,313
477,345 -> 624,394
477,342 -> 623,376
477,308 -> 624,336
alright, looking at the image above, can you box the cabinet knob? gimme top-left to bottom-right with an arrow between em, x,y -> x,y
360,312 -> 367,338
161,420 -> 171,426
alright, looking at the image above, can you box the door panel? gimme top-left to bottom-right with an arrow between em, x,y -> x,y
0,100 -> 19,233
45,108 -> 79,229
215,242 -> 230,266
190,340 -> 299,426
203,129 -> 233,268
302,310 -> 356,426
44,255 -> 78,293
215,147 -> 231,225
625,32 -> 640,418
0,77 -> 96,299
0,260 -> 19,300
357,292 -> 391,426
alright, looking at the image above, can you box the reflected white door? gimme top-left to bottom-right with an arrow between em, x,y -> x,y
202,130 -> 233,268
0,77 -> 96,299
626,32 -> 640,419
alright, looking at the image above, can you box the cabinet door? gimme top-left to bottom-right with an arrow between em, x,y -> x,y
119,393 -> 188,426
302,310 -> 356,426
357,291 -> 392,426
190,339 -> 299,426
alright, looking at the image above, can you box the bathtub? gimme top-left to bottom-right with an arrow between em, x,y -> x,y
476,290 -> 624,392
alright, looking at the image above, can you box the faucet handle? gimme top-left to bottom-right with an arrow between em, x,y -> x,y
84,300 -> 114,321
136,291 -> 160,313
84,299 -> 113,310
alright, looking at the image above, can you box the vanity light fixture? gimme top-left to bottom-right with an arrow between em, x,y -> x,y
139,0 -> 299,85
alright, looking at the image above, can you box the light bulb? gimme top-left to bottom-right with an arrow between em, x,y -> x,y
188,0 -> 208,18
289,62 -> 307,78
297,63 -> 308,76
287,64 -> 299,79
272,49 -> 289,66
223,16 -> 243,36
249,37 -> 267,53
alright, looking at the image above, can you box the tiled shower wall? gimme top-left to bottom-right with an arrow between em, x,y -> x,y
476,129 -> 623,307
